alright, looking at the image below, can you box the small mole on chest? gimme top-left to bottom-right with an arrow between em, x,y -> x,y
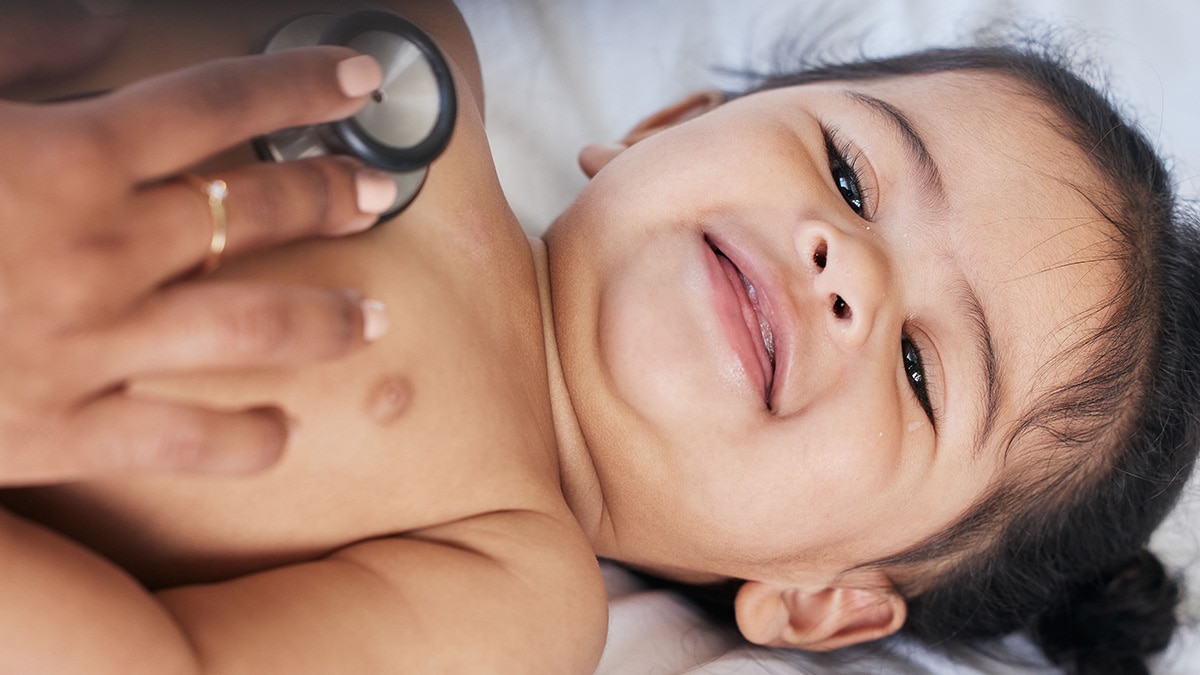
364,373 -> 414,425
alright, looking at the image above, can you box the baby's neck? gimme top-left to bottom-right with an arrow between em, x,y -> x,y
528,237 -> 614,555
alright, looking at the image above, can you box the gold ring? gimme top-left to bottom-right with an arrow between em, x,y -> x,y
184,174 -> 229,274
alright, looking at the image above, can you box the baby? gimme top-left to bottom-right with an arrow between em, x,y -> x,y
2,1 -> 1198,673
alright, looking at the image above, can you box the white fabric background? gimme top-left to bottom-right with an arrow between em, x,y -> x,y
454,1 -> 1200,672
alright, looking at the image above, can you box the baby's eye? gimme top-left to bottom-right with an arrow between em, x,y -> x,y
824,130 -> 866,217
902,335 -> 934,422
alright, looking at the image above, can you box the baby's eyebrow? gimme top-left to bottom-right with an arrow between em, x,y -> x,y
950,277 -> 1003,455
842,90 -> 947,212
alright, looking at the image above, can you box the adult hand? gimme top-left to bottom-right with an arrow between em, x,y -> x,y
0,45 -> 398,484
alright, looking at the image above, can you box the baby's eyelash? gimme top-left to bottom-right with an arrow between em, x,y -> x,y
822,126 -> 874,220
901,332 -> 936,427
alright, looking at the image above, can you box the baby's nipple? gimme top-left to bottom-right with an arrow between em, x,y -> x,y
364,373 -> 413,425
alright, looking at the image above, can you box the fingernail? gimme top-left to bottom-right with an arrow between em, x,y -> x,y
337,54 -> 383,98
356,169 -> 399,215
361,299 -> 389,342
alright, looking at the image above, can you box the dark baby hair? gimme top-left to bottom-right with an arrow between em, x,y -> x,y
665,38 -> 1200,675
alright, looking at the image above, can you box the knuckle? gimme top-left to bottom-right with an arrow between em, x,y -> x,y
40,254 -> 134,322
71,119 -> 123,175
240,172 -> 291,245
294,160 -> 338,231
29,119 -> 108,180
3,246 -> 117,323
241,160 -> 341,243
215,296 -> 295,356
38,233 -> 128,319
327,291 -> 360,351
2,122 -> 132,320
138,422 -> 207,469
39,267 -> 106,318
0,111 -> 116,205
190,62 -> 254,121
69,228 -> 131,257
63,226 -> 132,286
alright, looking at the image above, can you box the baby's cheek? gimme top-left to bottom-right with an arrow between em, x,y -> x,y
808,395 -> 907,485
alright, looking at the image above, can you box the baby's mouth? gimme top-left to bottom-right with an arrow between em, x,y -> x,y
710,242 -> 776,400
738,267 -> 776,373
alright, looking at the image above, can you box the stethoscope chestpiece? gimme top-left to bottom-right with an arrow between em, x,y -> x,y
255,10 -> 457,220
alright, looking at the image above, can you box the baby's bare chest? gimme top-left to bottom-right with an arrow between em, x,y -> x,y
3,211 -> 563,587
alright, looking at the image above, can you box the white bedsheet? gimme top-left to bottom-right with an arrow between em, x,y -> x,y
454,1 -> 1200,672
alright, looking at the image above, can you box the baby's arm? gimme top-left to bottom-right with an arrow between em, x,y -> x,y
1,506 -> 604,672
0,509 -> 197,673
159,511 -> 607,673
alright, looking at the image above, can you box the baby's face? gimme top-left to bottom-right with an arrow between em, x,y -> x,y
545,71 -> 1120,587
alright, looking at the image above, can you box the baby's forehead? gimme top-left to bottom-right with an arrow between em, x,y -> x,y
781,69 -> 1059,132
752,68 -> 1097,191
799,68 -> 1031,99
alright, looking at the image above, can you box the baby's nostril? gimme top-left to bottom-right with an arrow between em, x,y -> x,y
813,241 -> 828,270
832,295 -> 849,319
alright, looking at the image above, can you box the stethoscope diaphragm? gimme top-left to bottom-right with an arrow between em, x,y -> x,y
255,10 -> 456,219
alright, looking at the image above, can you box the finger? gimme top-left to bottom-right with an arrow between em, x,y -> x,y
81,280 -> 388,385
60,393 -> 289,480
125,157 -> 396,286
87,46 -> 383,181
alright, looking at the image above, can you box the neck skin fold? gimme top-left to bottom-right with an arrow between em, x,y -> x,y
528,236 -> 616,557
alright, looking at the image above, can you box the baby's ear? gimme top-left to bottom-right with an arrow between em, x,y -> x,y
578,89 -> 725,178
734,575 -> 906,651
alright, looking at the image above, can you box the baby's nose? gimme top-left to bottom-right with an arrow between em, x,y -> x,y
794,220 -> 890,349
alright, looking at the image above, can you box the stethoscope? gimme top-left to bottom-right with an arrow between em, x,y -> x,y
255,9 -> 457,219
